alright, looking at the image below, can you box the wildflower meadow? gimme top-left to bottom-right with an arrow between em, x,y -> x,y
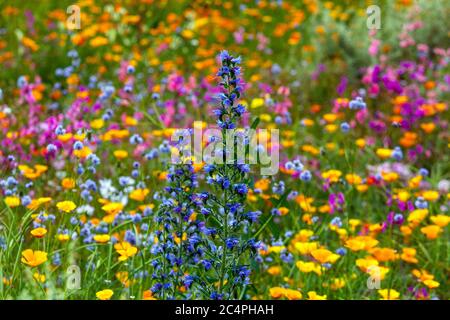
0,0 -> 449,303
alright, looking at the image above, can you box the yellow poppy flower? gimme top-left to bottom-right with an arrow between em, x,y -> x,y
4,196 -> 20,207
294,242 -> 318,255
296,261 -> 321,275
356,256 -> 379,272
114,242 -> 138,261
412,269 -> 434,282
307,291 -> 327,300
321,170 -> 342,183
113,150 -> 128,159
345,174 -> 362,185
57,234 -> 70,242
33,272 -> 46,283
423,280 -> 439,289
292,229 -> 314,243
376,148 -> 393,159
90,36 -> 108,47
251,98 -> 264,109
30,227 -> 47,238
90,118 -> 105,129
96,289 -> 114,300
329,277 -> 346,290
21,249 -> 47,267
143,290 -> 157,300
102,202 -> 124,215
345,236 -> 379,252
266,246 -> 284,255
285,289 -> 302,300
430,215 -> 449,227
27,197 -> 52,210
73,146 -> 92,158
129,188 -> 150,202
378,289 -> 400,300
400,248 -> 417,264
407,209 -> 428,227
311,248 -> 340,264
56,201 -> 77,213
267,266 -> 282,276
422,190 -> 439,201
370,247 -> 398,262
61,178 -> 76,189
94,234 -> 111,243
269,287 -> 286,299
420,225 -> 441,239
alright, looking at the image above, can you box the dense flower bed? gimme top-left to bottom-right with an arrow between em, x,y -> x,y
0,0 -> 448,300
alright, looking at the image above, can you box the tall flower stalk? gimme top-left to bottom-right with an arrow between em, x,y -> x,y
151,135 -> 204,299
198,51 -> 260,299
152,51 -> 261,300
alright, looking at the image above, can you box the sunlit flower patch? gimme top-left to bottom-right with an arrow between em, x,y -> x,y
0,0 -> 448,301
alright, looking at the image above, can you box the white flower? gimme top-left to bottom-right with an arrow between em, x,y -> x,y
76,204 -> 94,216
110,191 -> 128,206
438,179 -> 450,193
99,179 -> 116,199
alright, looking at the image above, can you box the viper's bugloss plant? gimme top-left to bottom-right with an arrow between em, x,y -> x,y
197,51 -> 261,299
151,136 -> 204,299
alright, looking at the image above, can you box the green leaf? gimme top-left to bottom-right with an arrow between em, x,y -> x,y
250,117 -> 260,130
252,189 -> 290,239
